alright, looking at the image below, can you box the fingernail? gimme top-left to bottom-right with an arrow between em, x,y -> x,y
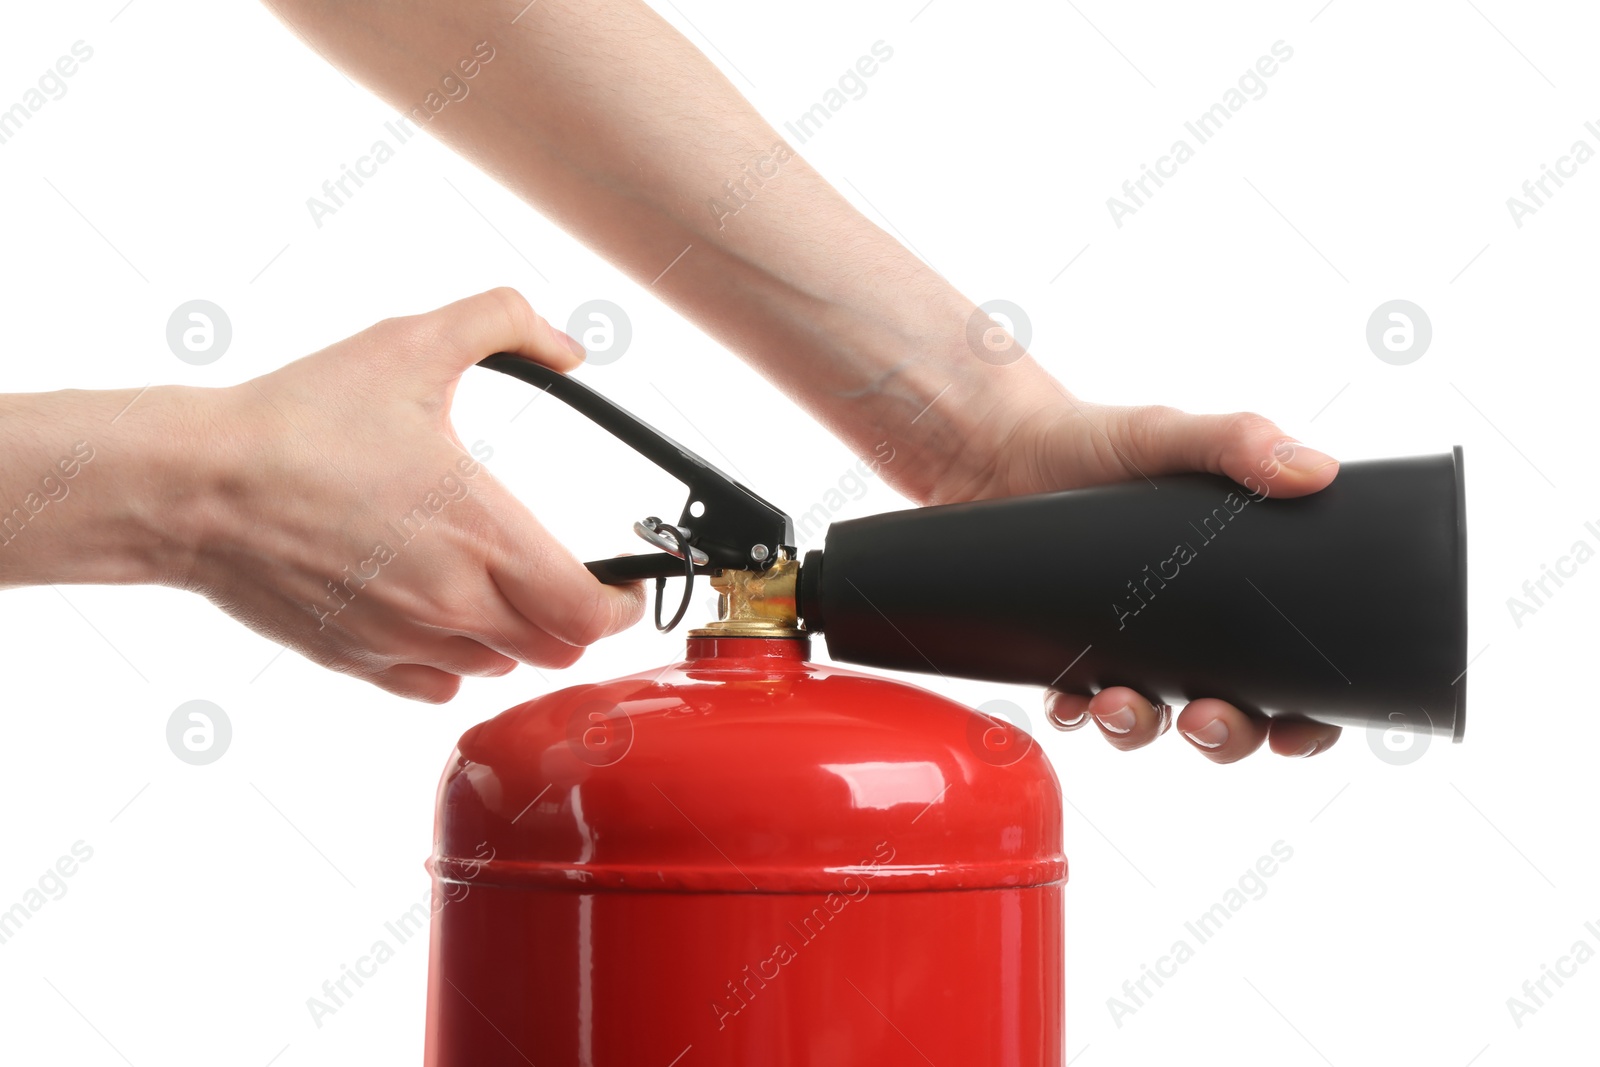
1094,704 -> 1137,736
1045,693 -> 1087,730
1278,440 -> 1339,476
1291,739 -> 1321,758
1182,718 -> 1229,750
559,329 -> 587,360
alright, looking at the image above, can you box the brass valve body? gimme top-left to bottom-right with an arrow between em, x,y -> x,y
687,558 -> 804,638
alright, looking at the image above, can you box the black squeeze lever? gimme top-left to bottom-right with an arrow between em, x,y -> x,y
477,354 -> 796,629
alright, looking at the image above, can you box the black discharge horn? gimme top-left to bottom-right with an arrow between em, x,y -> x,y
800,450 -> 1469,739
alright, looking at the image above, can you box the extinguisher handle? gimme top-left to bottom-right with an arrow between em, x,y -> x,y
583,553 -> 712,584
477,352 -> 797,573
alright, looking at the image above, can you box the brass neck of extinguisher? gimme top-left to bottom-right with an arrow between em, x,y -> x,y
687,557 -> 805,639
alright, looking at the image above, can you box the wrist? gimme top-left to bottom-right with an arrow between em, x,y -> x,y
832,290 -> 1062,506
123,383 -> 265,591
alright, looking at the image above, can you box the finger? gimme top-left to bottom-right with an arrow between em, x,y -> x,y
489,516 -> 648,649
401,287 -> 586,383
428,578 -> 590,670
1267,718 -> 1342,758
370,662 -> 464,704
1176,698 -> 1269,763
1085,686 -> 1169,751
1108,407 -> 1339,499
1044,690 -> 1091,731
419,635 -> 519,679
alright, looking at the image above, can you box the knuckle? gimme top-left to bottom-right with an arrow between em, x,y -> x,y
323,647 -> 384,678
1117,404 -> 1185,459
418,678 -> 461,704
1138,403 -> 1185,426
485,286 -> 537,340
460,660 -> 505,679
362,315 -> 409,342
462,646 -> 514,677
535,641 -> 585,670
561,595 -> 615,647
373,667 -> 439,702
616,585 -> 648,629
497,625 -> 550,664
1223,410 -> 1278,442
435,604 -> 485,638
375,313 -> 444,368
379,312 -> 430,349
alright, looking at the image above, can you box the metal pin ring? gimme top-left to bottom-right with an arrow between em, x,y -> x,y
634,519 -> 709,566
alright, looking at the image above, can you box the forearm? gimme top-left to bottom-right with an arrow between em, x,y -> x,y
0,387 -> 206,588
263,0 -> 1058,502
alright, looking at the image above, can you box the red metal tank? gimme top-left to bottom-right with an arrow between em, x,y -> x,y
423,633 -> 1065,1065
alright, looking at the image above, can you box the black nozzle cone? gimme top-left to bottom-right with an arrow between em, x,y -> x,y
801,448 -> 1468,739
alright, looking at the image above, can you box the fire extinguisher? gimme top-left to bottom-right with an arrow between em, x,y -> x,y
422,355 -> 1468,1065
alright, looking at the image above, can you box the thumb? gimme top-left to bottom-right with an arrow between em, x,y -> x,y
403,287 -> 587,386
1107,407 -> 1340,499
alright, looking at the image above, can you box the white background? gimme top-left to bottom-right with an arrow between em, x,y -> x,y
1,1 -> 1596,1064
